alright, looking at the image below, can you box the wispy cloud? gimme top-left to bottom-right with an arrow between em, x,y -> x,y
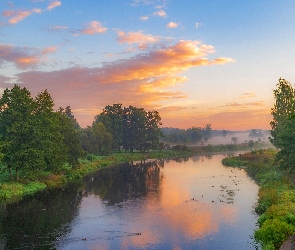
195,22 -> 203,29
47,25 -> 68,32
239,92 -> 257,98
74,21 -> 108,36
166,22 -> 178,28
1,1 -> 61,25
140,16 -> 149,21
46,1 -> 61,11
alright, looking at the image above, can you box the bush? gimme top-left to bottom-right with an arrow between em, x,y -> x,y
254,219 -> 295,249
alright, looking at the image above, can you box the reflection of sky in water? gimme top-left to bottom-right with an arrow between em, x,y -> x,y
59,154 -> 259,250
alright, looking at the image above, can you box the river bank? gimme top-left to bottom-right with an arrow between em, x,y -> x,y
0,150 -> 194,204
222,149 -> 295,250
0,141 -> 270,204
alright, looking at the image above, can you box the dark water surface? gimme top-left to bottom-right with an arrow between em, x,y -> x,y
0,154 -> 260,249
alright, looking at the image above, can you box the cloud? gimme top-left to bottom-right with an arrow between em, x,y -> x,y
75,21 -> 107,35
117,31 -> 159,44
154,10 -> 167,17
1,1 -> 60,25
159,106 -> 188,113
5,10 -> 32,24
42,46 -> 58,55
166,22 -> 178,28
47,25 -> 68,32
239,92 -> 257,98
46,1 -> 61,11
0,43 -> 57,69
6,40 -> 234,127
195,22 -> 203,29
140,16 -> 149,21
221,101 -> 265,108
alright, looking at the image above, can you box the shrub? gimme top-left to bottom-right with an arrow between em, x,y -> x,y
254,219 -> 295,249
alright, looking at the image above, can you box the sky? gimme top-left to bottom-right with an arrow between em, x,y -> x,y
0,0 -> 295,130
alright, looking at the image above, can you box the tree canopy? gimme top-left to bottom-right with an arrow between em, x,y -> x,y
270,78 -> 295,169
0,85 -> 82,180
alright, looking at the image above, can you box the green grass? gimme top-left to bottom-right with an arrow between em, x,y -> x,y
222,148 -> 295,249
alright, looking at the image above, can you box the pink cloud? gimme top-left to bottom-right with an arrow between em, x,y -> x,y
117,31 -> 158,44
8,10 -> 32,24
78,21 -> 108,35
0,43 -> 56,69
46,1 -> 61,11
5,40 -> 234,127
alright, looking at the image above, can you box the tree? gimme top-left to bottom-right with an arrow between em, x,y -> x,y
58,108 -> 84,167
0,85 -> 43,179
34,90 -> 68,173
95,104 -> 123,151
270,78 -> 295,169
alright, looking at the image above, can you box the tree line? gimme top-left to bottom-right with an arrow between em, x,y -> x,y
0,85 -> 163,180
161,124 -> 212,143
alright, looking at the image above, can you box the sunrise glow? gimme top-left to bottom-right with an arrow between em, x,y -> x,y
1,1 -> 294,130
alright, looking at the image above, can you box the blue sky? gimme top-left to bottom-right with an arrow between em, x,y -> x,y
1,0 -> 295,129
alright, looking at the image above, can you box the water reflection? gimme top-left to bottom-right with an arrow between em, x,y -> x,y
0,154 -> 259,249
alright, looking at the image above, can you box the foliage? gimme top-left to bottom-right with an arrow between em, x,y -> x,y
94,104 -> 163,153
254,219 -> 295,250
0,85 -> 83,180
222,149 -> 295,249
270,78 -> 295,169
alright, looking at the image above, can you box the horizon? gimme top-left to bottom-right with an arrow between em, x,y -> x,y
1,1 -> 294,130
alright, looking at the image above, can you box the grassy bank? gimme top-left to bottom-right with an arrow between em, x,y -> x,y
222,149 -> 295,250
0,149 -> 193,203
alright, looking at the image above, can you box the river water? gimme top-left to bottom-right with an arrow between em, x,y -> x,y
0,153 -> 260,250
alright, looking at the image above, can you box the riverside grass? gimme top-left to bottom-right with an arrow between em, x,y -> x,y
0,149 -> 193,202
222,149 -> 295,250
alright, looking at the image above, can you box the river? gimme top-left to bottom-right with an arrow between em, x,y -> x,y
0,153 -> 260,250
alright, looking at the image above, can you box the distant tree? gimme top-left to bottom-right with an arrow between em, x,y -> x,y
222,130 -> 228,138
248,140 -> 254,148
231,137 -> 238,144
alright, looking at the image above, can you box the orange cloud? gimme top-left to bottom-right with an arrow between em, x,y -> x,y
117,31 -> 159,44
77,21 -> 108,35
7,40 -> 233,127
166,22 -> 178,28
46,1 -> 61,11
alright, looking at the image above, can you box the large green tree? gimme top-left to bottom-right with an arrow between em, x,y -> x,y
95,104 -> 123,151
0,85 -> 81,179
58,107 -> 84,167
270,78 -> 295,169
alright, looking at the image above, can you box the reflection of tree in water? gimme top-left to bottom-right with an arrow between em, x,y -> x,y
0,183 -> 82,249
82,160 -> 164,205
